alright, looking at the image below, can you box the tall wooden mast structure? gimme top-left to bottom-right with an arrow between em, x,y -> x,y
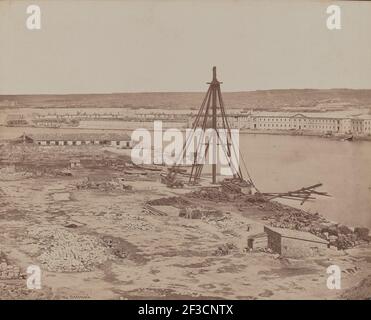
163,68 -> 328,202
167,66 -> 254,187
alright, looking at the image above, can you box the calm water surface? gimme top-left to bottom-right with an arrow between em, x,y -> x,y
239,134 -> 371,228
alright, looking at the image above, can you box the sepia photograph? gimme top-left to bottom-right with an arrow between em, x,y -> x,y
0,0 -> 370,308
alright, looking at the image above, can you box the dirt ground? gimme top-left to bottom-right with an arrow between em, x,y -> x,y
0,145 -> 370,300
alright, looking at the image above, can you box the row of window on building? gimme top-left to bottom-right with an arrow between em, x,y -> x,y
36,140 -> 131,147
15,133 -> 132,148
189,114 -> 371,135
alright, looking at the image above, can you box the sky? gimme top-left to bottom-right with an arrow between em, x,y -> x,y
0,0 -> 371,94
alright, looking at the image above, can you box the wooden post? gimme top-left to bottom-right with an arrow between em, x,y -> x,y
212,67 -> 217,184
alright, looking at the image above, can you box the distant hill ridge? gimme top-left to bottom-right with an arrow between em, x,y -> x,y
1,89 -> 371,110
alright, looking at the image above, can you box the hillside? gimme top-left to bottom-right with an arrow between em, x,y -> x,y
1,89 -> 371,111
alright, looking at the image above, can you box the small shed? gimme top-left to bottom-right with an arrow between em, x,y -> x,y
264,226 -> 329,258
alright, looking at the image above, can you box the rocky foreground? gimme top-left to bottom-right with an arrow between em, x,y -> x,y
149,185 -> 371,250
0,144 -> 370,300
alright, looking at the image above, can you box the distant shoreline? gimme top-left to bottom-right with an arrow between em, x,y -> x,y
1,124 -> 371,142
239,129 -> 371,142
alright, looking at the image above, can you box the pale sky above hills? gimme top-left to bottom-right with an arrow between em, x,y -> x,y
1,0 -> 371,94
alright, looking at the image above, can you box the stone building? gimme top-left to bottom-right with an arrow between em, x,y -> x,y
188,111 -> 371,136
363,118 -> 371,135
264,226 -> 329,258
6,114 -> 28,127
15,132 -> 132,148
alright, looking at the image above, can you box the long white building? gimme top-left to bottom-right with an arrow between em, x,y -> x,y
188,111 -> 371,136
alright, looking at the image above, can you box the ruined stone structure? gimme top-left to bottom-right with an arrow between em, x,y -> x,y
264,226 -> 329,258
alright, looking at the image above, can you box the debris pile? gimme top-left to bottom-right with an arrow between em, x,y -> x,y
187,182 -> 252,202
55,168 -> 73,176
187,187 -> 237,202
242,193 -> 267,204
179,207 -> 224,220
102,236 -> 129,259
261,204 -> 327,230
220,178 -> 252,194
221,183 -> 242,194
321,225 -> 370,249
262,205 -> 370,249
28,228 -> 113,272
147,196 -> 190,207
101,235 -> 148,264
119,214 -> 153,231
213,243 -> 237,256
0,252 -> 25,280
0,262 -> 23,280
76,178 -> 133,192
143,204 -> 168,216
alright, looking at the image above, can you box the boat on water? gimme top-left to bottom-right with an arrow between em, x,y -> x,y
343,135 -> 353,142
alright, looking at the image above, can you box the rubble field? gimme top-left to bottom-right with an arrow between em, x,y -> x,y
0,144 -> 370,299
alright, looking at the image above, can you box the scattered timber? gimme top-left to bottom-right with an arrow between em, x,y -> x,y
260,183 -> 331,205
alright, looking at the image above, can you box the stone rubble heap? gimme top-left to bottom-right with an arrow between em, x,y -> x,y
76,178 -> 133,192
0,251 -> 25,280
147,196 -> 190,207
213,243 -> 238,256
261,204 -> 370,249
0,262 -> 23,280
28,227 -> 113,272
